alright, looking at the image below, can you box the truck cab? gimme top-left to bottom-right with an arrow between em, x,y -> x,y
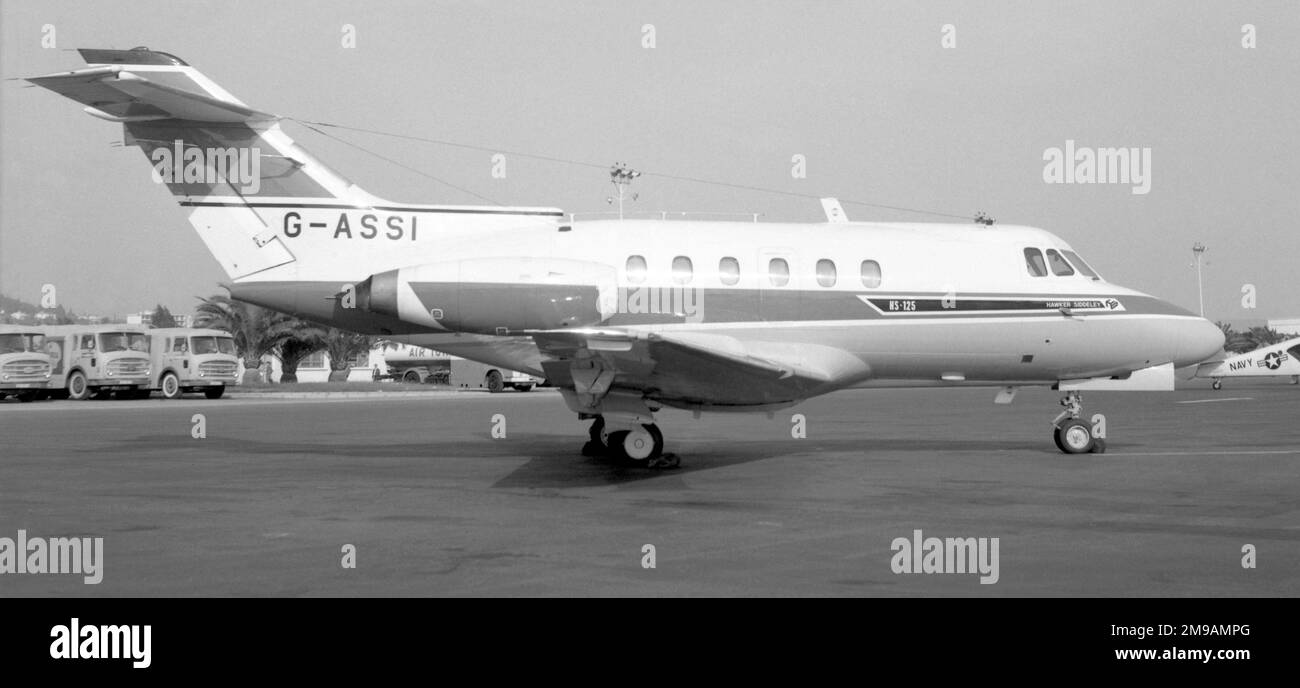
146,327 -> 239,399
42,325 -> 152,400
0,325 -> 53,402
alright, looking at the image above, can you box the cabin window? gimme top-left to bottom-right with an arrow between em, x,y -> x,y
626,255 -> 647,284
816,259 -> 837,287
860,260 -> 882,288
768,258 -> 790,287
1046,249 -> 1075,276
719,257 -> 740,286
1024,248 -> 1048,277
672,256 -> 694,284
1062,250 -> 1099,279
173,337 -> 188,353
80,335 -> 95,350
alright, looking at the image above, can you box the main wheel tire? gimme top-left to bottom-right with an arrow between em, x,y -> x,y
67,371 -> 91,400
609,424 -> 664,466
204,386 -> 225,399
486,370 -> 505,393
1054,419 -> 1095,454
161,372 -> 183,399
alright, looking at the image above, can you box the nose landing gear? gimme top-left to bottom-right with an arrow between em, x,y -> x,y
1052,391 -> 1105,454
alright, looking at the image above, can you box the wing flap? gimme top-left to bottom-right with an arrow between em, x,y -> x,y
531,328 -> 870,406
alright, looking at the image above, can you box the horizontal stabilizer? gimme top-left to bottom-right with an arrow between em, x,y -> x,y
26,66 -> 276,124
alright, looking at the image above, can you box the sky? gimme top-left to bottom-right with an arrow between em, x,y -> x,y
1,0 -> 1297,321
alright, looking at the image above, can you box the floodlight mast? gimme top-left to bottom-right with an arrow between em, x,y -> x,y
608,163 -> 641,220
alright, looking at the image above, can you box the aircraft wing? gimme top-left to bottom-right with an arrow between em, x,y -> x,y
529,328 -> 871,408
25,66 -> 276,124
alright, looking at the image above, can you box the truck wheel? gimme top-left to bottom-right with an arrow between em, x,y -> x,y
403,370 -> 421,383
161,372 -> 183,399
486,370 -> 505,393
204,386 -> 225,399
67,371 -> 91,400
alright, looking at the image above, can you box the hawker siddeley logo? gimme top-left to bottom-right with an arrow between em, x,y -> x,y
1043,139 -> 1151,195
150,139 -> 261,193
615,286 -> 704,323
891,529 -> 999,584
0,529 -> 103,584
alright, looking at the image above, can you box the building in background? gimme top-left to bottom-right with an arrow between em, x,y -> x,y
126,311 -> 192,328
1268,318 -> 1300,337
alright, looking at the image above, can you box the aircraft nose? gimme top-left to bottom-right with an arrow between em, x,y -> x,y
1175,317 -> 1225,367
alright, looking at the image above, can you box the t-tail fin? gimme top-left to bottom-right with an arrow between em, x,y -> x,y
26,47 -> 562,286
24,47 -> 377,279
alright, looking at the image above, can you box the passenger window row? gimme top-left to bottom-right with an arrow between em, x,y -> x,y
625,255 -> 882,288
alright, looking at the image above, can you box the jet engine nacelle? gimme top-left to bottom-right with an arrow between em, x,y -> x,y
354,257 -> 619,334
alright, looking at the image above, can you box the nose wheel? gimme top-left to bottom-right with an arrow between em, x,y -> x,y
1051,391 -> 1105,454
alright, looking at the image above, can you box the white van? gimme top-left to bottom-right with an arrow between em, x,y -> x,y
145,327 -> 238,399
42,324 -> 151,400
0,324 -> 52,402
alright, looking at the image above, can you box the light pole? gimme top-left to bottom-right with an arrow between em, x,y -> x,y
607,163 -> 640,220
1191,243 -> 1208,317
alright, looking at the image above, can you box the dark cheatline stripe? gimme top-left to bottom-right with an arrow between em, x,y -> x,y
230,280 -> 1197,329
177,201 -> 563,216
862,296 -> 1125,314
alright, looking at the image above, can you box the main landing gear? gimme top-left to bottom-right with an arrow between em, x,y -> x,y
1051,391 -> 1105,454
582,415 -> 680,469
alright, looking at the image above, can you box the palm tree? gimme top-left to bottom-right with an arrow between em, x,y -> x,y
1216,321 -> 1251,354
323,328 -> 373,382
275,326 -> 326,383
1243,326 -> 1285,352
195,290 -> 332,382
194,290 -> 302,383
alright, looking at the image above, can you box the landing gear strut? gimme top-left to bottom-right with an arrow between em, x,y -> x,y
1051,391 -> 1105,454
581,415 -> 679,469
